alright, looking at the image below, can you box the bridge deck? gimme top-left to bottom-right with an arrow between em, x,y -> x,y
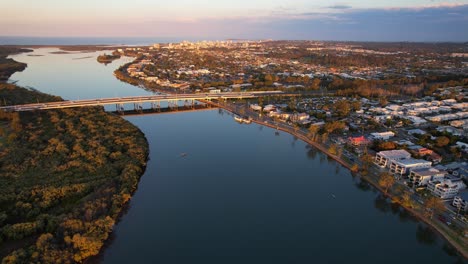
0,91 -> 287,112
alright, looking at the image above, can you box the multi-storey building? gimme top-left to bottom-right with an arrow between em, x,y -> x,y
408,168 -> 446,187
428,176 -> 467,199
389,158 -> 432,177
374,150 -> 411,168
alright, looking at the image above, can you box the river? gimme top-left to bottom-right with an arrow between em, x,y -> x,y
9,48 -> 465,264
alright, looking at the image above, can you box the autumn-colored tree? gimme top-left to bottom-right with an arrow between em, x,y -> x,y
333,100 -> 351,117
378,172 -> 395,196
435,136 -> 450,148
311,78 -> 321,90
399,191 -> 414,208
425,196 -> 445,219
378,141 -> 397,151
350,101 -> 361,111
379,97 -> 388,107
360,153 -> 374,173
328,144 -> 338,155
323,121 -> 346,134
308,125 -> 320,141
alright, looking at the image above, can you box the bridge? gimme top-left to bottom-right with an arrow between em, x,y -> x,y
0,91 -> 289,112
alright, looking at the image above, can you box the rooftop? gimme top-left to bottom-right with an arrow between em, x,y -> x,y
411,168 -> 445,177
377,149 -> 411,159
394,158 -> 432,166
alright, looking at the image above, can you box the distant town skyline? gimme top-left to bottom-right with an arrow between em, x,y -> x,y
1,0 -> 467,41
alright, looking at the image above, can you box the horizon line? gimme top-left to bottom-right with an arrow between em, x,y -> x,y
0,36 -> 467,44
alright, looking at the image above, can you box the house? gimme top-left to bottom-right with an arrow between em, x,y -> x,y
370,131 -> 395,140
374,149 -> 411,168
452,191 -> 468,212
348,136 -> 370,147
408,145 -> 433,156
409,168 -> 446,187
455,142 -> 468,153
250,104 -> 262,111
389,158 -> 432,177
290,113 -> 310,122
437,126 -> 464,136
408,129 -> 426,136
428,152 -> 443,164
263,105 -> 276,112
427,176 -> 467,199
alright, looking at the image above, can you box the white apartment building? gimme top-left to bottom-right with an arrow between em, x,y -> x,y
370,131 -> 395,140
408,168 -> 446,187
452,191 -> 468,212
374,150 -> 411,168
427,176 -> 467,199
389,158 -> 432,176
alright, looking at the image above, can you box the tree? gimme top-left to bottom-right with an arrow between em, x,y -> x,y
400,191 -> 414,208
377,141 -> 397,151
379,97 -> 388,107
351,101 -> 361,111
293,123 -> 300,133
378,172 -> 395,196
328,144 -> 338,155
311,78 -> 321,90
308,125 -> 320,141
323,121 -> 346,134
333,100 -> 351,117
425,196 -> 445,219
435,136 -> 450,148
360,153 -> 374,174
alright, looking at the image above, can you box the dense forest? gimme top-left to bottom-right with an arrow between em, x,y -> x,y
0,83 -> 148,263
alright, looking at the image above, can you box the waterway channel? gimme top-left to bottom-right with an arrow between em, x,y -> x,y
9,48 -> 466,263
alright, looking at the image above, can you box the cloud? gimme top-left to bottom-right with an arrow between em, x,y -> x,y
327,4 -> 352,10
1,3 -> 467,42
383,2 -> 467,11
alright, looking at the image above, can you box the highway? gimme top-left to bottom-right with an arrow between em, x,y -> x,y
0,91 -> 285,112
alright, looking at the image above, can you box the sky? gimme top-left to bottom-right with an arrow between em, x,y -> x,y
0,0 -> 467,41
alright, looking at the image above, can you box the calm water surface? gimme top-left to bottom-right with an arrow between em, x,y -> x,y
9,49 -> 466,264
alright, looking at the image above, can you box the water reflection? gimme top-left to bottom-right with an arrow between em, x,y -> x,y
398,208 -> 416,223
374,194 -> 392,213
355,178 -> 372,192
306,145 -> 317,160
416,224 -> 437,245
8,50 -> 465,264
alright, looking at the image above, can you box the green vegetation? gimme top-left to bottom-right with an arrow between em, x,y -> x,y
0,84 -> 148,263
0,47 -> 31,81
378,172 -> 395,196
97,53 -> 121,64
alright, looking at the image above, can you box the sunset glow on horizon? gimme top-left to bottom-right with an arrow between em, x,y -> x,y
1,0 -> 467,41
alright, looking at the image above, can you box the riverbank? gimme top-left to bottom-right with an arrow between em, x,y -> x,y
0,52 -> 150,263
110,59 -> 467,260
0,47 -> 31,81
207,100 -> 468,259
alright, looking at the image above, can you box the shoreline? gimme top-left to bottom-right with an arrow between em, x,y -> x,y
206,100 -> 468,260
0,44 -> 146,52
0,50 -> 151,263
111,64 -> 468,260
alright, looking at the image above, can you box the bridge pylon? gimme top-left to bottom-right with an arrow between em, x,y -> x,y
151,101 -> 160,112
116,103 -> 124,114
134,102 -> 143,112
